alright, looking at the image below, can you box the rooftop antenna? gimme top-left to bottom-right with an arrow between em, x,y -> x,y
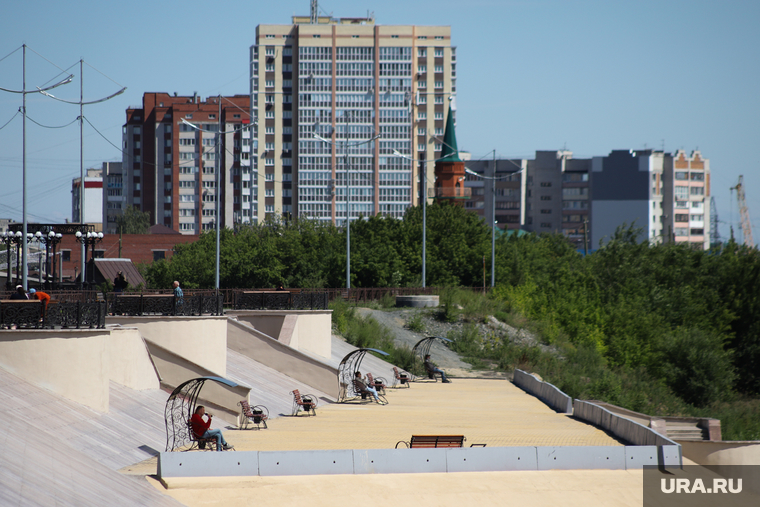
311,0 -> 318,23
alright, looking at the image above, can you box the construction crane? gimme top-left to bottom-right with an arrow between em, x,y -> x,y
730,175 -> 754,247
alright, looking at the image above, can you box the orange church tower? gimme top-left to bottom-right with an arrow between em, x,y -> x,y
433,103 -> 469,206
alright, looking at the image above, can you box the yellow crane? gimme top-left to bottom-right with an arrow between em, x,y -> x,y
730,175 -> 754,247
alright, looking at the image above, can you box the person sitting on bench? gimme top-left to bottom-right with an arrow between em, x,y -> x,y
354,371 -> 384,404
424,354 -> 451,383
190,405 -> 233,451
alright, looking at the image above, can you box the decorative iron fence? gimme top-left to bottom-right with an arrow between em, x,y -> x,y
0,300 -> 106,329
232,291 -> 328,310
108,293 -> 224,316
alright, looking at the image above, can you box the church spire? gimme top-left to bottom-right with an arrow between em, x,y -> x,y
439,102 -> 461,162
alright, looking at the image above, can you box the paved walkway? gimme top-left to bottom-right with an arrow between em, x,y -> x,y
152,379 -> 639,507
224,378 -> 621,451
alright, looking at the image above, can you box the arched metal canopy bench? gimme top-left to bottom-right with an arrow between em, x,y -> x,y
412,336 -> 453,381
337,348 -> 390,404
164,376 -> 239,452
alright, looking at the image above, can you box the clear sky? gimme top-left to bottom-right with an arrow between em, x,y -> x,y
1,0 -> 759,244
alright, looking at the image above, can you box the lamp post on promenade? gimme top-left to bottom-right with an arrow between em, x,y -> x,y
0,45 -> 73,290
181,100 -> 255,290
313,112 -> 380,289
75,231 -> 103,288
465,156 -> 525,288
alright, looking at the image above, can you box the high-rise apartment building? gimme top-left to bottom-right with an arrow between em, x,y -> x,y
101,162 -> 124,234
250,13 -> 456,224
123,93 -> 251,234
463,149 -> 711,250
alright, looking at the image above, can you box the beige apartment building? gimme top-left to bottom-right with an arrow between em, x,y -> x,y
250,12 -> 457,224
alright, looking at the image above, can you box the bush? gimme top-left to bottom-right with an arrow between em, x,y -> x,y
405,312 -> 425,333
654,327 -> 735,408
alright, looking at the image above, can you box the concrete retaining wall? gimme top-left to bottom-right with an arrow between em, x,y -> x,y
574,400 -> 681,466
679,440 -> 760,466
145,339 -> 250,426
227,318 -> 337,397
513,369 -> 573,414
227,310 -> 332,360
106,316 -> 228,376
158,445 -> 669,478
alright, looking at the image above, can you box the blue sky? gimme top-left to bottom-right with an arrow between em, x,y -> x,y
1,0 -> 759,243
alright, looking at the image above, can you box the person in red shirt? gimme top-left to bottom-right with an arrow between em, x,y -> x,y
189,405 -> 233,451
28,288 -> 50,309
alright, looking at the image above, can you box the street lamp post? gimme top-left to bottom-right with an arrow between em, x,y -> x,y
75,231 -> 103,288
1,232 -> 25,290
181,102 -> 255,290
0,45 -> 73,290
465,160 -> 526,288
313,115 -> 379,289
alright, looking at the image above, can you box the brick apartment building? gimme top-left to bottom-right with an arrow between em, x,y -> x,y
123,93 -> 251,235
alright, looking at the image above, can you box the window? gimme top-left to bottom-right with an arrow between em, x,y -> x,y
265,47 -> 275,56
540,209 -> 552,214
61,250 -> 71,262
691,228 -> 704,235
690,186 -> 704,196
675,214 -> 689,222
265,173 -> 275,181
435,36 -> 443,40
434,112 -> 443,120
312,34 -> 320,38
540,182 -> 552,187
434,65 -> 443,73
540,195 -> 551,201
434,48 -> 443,57
434,143 -> 442,151
417,127 -> 426,135
434,95 -> 443,104
675,171 -> 688,180
418,65 -> 426,73
418,144 -> 426,151
690,172 -> 705,181
417,112 -> 427,120
418,81 -> 426,89
153,251 -> 166,261
418,48 -> 426,57
266,34 -> 274,39
434,81 -> 443,89
434,128 -> 443,136
417,35 -> 427,40
691,214 -> 704,222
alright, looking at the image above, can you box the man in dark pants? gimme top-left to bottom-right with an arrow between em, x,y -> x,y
424,354 -> 451,383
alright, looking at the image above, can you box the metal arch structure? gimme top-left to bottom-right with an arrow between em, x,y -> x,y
337,348 -> 389,402
412,336 -> 453,363
164,376 -> 239,452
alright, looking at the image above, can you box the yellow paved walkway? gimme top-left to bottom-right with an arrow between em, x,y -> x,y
150,379 -> 639,507
224,378 -> 621,451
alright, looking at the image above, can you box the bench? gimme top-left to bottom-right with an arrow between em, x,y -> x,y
395,435 -> 466,449
365,373 -> 387,395
238,400 -> 269,430
392,367 -> 411,388
290,389 -> 317,416
187,421 -> 218,451
351,379 -> 388,405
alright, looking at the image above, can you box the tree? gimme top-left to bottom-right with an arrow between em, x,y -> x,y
116,206 -> 150,235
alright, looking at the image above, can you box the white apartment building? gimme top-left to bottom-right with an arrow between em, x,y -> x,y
250,12 -> 457,224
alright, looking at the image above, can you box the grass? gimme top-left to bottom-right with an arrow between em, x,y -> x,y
405,312 -> 425,333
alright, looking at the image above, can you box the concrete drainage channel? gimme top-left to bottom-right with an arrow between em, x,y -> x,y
158,444 -> 681,479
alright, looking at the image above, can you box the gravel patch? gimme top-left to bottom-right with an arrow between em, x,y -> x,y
353,307 -> 544,378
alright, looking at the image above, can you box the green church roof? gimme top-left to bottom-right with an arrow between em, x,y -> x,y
438,103 -> 461,163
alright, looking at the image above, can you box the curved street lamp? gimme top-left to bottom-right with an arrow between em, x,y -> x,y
0,45 -> 73,290
313,120 -> 380,290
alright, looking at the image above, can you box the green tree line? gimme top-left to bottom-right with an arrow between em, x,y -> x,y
144,204 -> 760,400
